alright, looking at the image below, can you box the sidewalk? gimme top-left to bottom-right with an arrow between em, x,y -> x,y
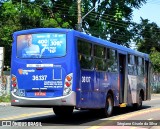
152,93 -> 160,96
97,126 -> 160,129
150,127 -> 160,129
0,102 -> 10,106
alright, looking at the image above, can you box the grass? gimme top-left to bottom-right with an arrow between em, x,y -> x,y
0,95 -> 10,102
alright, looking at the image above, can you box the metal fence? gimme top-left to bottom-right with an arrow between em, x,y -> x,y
151,74 -> 160,93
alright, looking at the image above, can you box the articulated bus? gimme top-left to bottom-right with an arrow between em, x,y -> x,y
11,28 -> 151,117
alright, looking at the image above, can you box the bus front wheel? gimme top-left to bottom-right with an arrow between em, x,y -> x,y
53,106 -> 74,116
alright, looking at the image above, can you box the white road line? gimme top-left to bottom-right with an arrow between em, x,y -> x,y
147,118 -> 153,120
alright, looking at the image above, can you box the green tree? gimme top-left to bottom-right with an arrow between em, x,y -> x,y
133,18 -> 160,53
0,1 -> 22,66
0,0 -> 71,66
132,18 -> 160,72
81,0 -> 147,47
150,48 -> 160,72
0,0 -> 148,66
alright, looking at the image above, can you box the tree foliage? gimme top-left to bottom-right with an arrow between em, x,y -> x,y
150,48 -> 160,73
0,0 -> 151,67
133,18 -> 160,53
81,0 -> 146,47
132,18 -> 160,72
0,0 -> 71,66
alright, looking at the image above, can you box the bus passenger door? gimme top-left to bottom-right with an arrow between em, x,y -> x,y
118,53 -> 127,104
145,60 -> 151,100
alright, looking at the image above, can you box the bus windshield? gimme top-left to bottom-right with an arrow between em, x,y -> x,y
17,33 -> 66,58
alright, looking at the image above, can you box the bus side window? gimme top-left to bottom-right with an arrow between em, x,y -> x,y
94,45 -> 106,71
107,49 -> 117,72
80,55 -> 93,69
134,56 -> 138,75
78,39 -> 93,70
128,54 -> 134,75
137,57 -> 144,76
78,40 -> 92,56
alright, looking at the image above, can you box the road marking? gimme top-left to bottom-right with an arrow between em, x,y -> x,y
110,108 -> 160,120
151,98 -> 160,101
0,110 -> 53,120
87,126 -> 148,129
88,126 -> 101,129
87,108 -> 160,129
147,118 -> 153,120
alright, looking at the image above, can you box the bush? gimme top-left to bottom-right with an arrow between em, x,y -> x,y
0,95 -> 10,102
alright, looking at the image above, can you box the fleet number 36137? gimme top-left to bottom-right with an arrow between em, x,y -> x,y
32,75 -> 47,81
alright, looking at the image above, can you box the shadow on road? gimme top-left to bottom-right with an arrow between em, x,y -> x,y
17,105 -> 151,126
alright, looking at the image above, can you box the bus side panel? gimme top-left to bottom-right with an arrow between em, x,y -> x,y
99,72 -> 119,107
137,76 -> 145,101
78,70 -> 102,108
76,70 -> 119,109
127,75 -> 137,104
127,75 -> 145,104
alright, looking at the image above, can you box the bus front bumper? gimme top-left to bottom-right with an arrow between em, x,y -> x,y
11,91 -> 76,107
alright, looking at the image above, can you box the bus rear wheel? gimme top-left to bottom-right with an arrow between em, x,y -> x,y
133,93 -> 142,110
102,93 -> 114,117
53,106 -> 74,117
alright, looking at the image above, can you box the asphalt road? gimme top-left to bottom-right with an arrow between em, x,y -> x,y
0,94 -> 160,129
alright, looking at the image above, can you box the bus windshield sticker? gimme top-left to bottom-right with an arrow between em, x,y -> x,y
17,33 -> 66,58
26,64 -> 54,68
44,81 -> 63,88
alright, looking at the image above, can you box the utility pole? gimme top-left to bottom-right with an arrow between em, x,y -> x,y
20,0 -> 23,12
21,0 -> 22,8
77,0 -> 104,31
77,0 -> 82,31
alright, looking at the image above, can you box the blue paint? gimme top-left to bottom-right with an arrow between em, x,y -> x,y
11,28 -> 149,108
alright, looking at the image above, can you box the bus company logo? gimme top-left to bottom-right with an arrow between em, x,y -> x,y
18,69 -> 23,74
18,69 -> 35,75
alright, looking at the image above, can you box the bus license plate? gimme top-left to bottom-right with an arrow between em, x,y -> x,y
35,92 -> 46,96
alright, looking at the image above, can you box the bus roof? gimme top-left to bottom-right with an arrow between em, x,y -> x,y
13,28 -> 149,61
73,29 -> 149,61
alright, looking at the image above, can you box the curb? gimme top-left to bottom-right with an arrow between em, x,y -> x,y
151,94 -> 160,96
150,127 -> 160,129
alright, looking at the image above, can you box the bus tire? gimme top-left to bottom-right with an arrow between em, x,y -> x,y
133,93 -> 142,110
103,93 -> 114,117
53,106 -> 74,117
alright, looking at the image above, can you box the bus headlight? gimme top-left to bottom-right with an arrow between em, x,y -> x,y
63,73 -> 73,96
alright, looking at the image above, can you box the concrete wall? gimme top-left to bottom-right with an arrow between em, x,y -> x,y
0,71 -> 10,96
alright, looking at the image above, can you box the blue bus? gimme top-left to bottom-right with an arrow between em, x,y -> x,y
11,28 -> 151,117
